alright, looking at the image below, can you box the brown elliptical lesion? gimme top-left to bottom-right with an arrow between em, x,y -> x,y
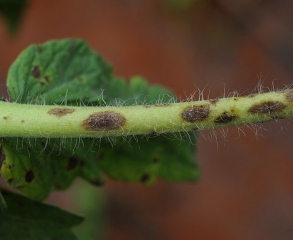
248,101 -> 286,114
82,111 -> 126,131
181,105 -> 210,123
214,112 -> 237,124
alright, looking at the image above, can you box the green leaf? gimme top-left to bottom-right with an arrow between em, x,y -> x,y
0,0 -> 27,35
7,39 -> 112,105
3,39 -> 200,200
0,189 -> 83,240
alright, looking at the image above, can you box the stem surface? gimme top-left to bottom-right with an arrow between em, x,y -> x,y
0,90 -> 293,138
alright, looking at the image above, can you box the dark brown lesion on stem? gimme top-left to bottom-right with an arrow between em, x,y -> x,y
214,112 -> 237,124
82,111 -> 126,131
248,101 -> 286,114
181,105 -> 210,123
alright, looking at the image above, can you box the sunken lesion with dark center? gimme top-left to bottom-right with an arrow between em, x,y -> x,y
82,111 -> 126,131
248,101 -> 286,114
181,105 -> 210,123
47,108 -> 75,117
214,112 -> 237,124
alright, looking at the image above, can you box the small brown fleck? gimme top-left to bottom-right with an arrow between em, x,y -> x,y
140,174 -> 150,183
248,101 -> 286,114
7,178 -> 13,184
40,82 -> 45,86
152,158 -> 159,163
44,76 -> 50,83
21,120 -> 25,123
25,170 -> 35,183
67,157 -> 78,170
271,115 -> 286,120
143,105 -> 151,108
82,111 -> 126,131
155,104 -> 171,107
48,108 -> 75,117
3,116 -> 8,120
31,66 -> 41,78
149,131 -> 159,137
214,112 -> 237,124
285,90 -> 293,102
182,105 -> 210,122
209,98 -> 219,104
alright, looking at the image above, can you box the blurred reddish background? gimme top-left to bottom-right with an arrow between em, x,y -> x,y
1,0 -> 293,239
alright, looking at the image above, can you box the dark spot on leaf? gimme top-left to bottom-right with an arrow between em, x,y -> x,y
248,101 -> 286,114
140,174 -> 150,183
21,120 -> 25,123
286,90 -> 293,102
90,179 -> 105,186
153,158 -> 159,163
40,82 -> 45,86
7,164 -> 13,170
31,66 -> 41,78
25,170 -> 35,183
182,105 -> 210,122
98,153 -> 104,160
48,108 -> 75,117
82,111 -> 126,131
0,147 -> 6,169
3,116 -> 8,120
209,98 -> 219,104
44,76 -> 50,83
7,178 -> 13,184
67,157 -> 78,170
214,112 -> 237,124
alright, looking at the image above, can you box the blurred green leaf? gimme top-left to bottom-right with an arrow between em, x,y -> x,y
0,0 -> 27,35
0,189 -> 83,240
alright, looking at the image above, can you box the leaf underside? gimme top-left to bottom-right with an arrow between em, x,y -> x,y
1,39 -> 200,201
